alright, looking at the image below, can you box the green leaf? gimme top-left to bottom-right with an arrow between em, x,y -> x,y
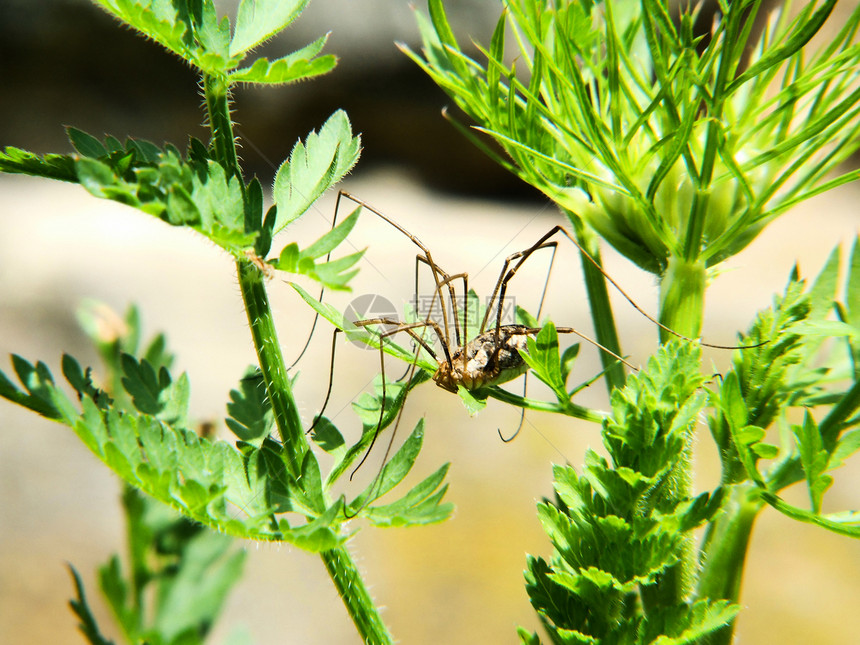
457,386 -> 487,416
559,343 -> 581,387
313,251 -> 364,290
831,427 -> 860,468
1,354 -> 342,546
643,599 -> 741,645
362,464 -> 453,527
68,127 -> 109,158
300,207 -> 361,260
0,145 -> 77,181
225,367 -> 274,444
521,322 -> 566,400
230,0 -> 310,55
309,416 -> 346,464
68,566 -> 116,645
97,555 -> 137,641
272,110 -> 361,232
272,207 -> 364,289
0,355 -> 65,420
120,354 -> 189,427
327,371 -> 431,486
229,34 -> 336,84
792,413 -> 833,514
349,419 -> 426,511
192,160 -> 245,234
151,528 -> 246,642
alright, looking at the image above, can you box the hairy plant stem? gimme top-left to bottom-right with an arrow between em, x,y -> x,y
322,548 -> 396,645
237,262 -> 306,472
696,483 -> 762,645
658,256 -> 706,342
203,72 -> 394,645
654,255 -> 708,605
203,74 -> 241,179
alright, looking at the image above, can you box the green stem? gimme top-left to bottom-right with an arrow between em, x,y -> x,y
697,483 -> 763,645
322,548 -> 396,645
569,216 -> 626,393
203,71 -> 393,644
237,262 -> 306,474
203,74 -> 241,179
682,4 -> 742,261
658,255 -> 706,341
652,255 -> 707,605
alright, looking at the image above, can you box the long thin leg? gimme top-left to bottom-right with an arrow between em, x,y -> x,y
287,190 -> 356,370
553,226 -> 762,350
307,328 -> 342,433
499,385 -> 527,442
348,318 -> 447,478
514,325 -> 639,372
494,244 -> 558,443
494,226 -> 759,352
339,192 -> 457,357
481,242 -> 558,334
343,318 -> 449,519
416,255 -> 468,349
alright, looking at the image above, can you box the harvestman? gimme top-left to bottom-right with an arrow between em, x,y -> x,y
300,192 -> 752,487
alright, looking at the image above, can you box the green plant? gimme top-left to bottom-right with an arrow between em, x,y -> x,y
402,0 -> 860,642
64,303 -> 249,645
0,1 -> 451,643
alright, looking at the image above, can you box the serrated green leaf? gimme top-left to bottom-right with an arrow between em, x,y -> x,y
645,599 -> 741,645
150,528 -> 245,643
225,367 -> 274,444
1,353 -> 352,545
120,354 -> 189,426
309,416 -> 346,464
192,160 -> 245,233
193,2 -> 232,64
230,34 -> 336,84
0,146 -> 77,181
272,110 -> 361,232
0,355 -> 65,420
89,0 -> 193,64
97,555 -> 136,640
230,0 -> 310,55
313,251 -> 364,290
362,462 -> 453,527
521,322 -> 566,399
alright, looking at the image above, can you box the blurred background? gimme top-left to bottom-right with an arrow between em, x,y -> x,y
1,0 -> 859,643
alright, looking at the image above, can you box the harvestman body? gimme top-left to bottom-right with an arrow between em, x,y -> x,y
312,195 -> 637,396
